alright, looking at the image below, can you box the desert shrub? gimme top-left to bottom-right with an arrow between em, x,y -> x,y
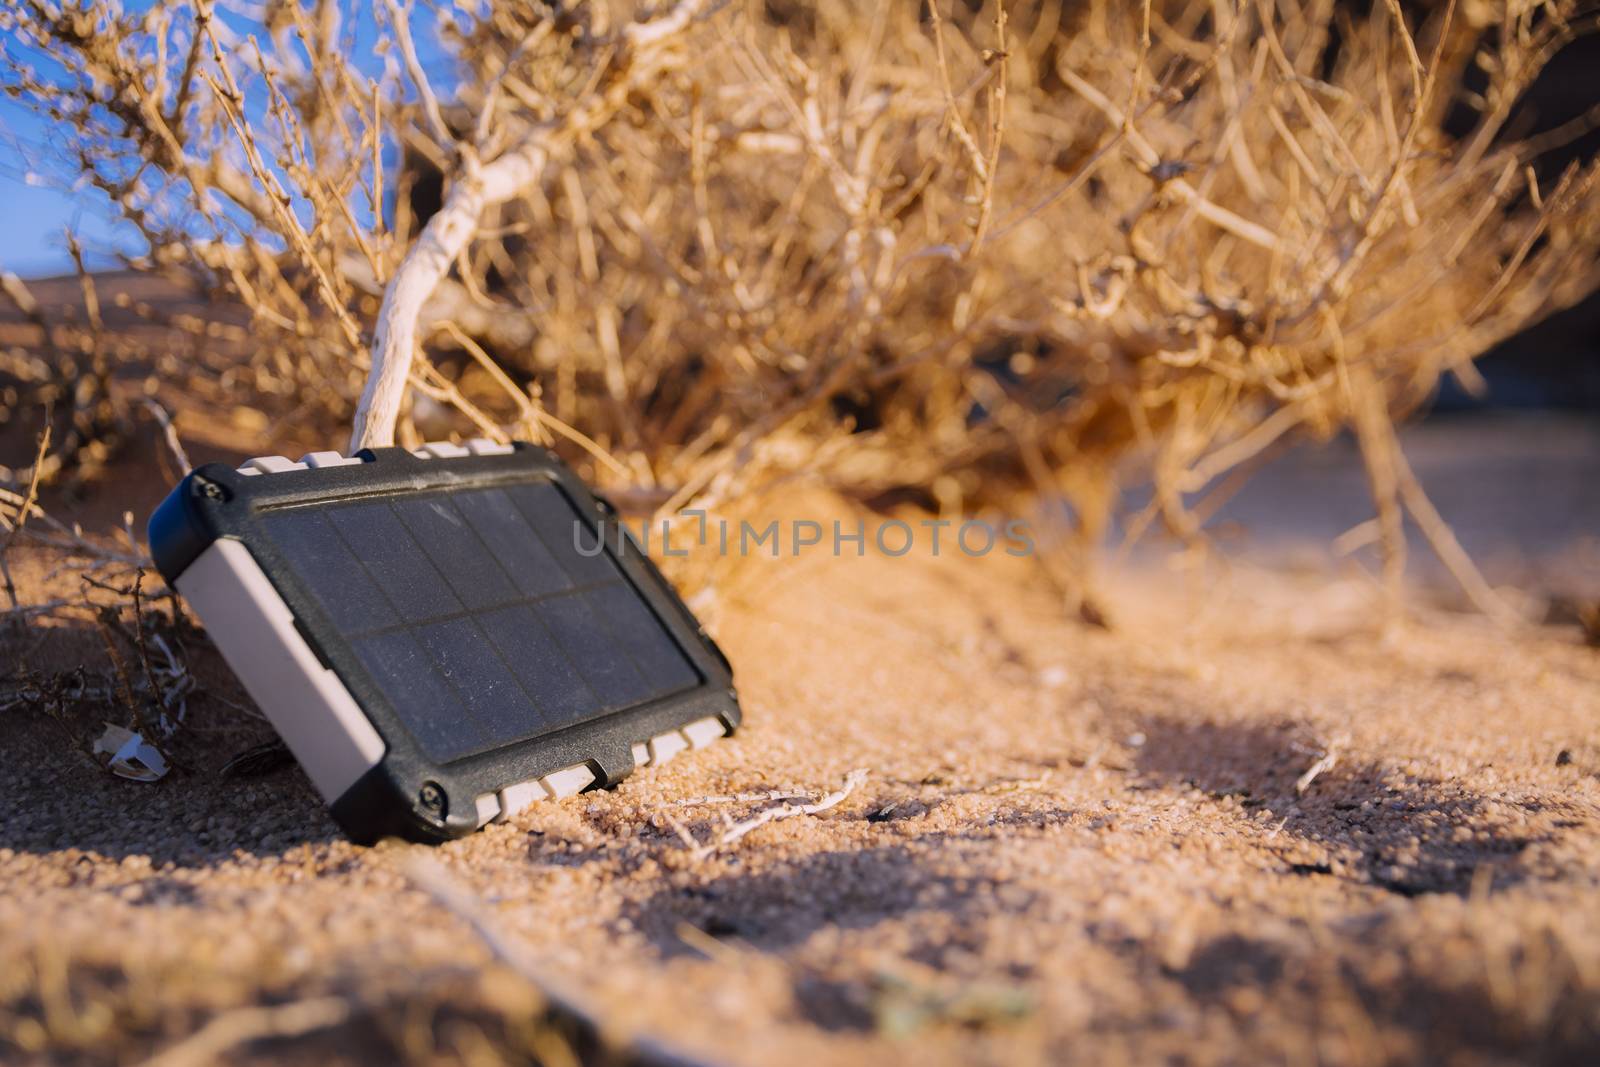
2,0 -> 1597,611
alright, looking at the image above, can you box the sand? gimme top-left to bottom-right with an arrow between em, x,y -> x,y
2,426 -> 1599,1067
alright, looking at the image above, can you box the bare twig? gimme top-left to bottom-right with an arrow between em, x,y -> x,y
383,0 -> 454,151
1,423 -> 51,611
672,788 -> 817,807
927,0 -> 988,182
142,399 -> 193,476
687,768 -> 869,859
966,2 -> 1008,254
1393,440 -> 1524,627
1296,748 -> 1339,795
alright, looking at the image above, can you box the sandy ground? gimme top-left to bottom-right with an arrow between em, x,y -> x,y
1,416 -> 1599,1066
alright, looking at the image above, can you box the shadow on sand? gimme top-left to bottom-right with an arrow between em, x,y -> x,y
1125,710 -> 1558,896
2,616 -> 340,865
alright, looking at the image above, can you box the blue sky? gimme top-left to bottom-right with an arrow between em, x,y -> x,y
1,4 -> 457,278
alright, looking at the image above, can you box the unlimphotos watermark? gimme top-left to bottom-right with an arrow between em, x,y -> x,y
575,511 -> 1034,559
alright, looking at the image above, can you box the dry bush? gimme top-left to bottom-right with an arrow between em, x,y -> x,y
3,0 -> 1599,615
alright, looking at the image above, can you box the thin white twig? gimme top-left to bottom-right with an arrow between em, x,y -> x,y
689,769 -> 868,859
142,399 -> 193,475
1295,748 -> 1339,795
383,0 -> 453,151
672,788 -> 816,807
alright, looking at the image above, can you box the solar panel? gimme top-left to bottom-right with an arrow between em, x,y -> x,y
259,485 -> 700,763
148,441 -> 739,843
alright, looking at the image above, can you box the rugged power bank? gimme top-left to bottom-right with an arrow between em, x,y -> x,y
147,440 -> 738,843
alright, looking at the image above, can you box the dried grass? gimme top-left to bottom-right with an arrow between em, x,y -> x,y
2,0 -> 1599,611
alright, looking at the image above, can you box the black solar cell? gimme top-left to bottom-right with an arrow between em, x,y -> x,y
329,500 -> 463,622
453,487 -> 577,598
263,508 -> 399,633
353,628 -> 484,760
392,496 -> 523,612
261,482 -> 700,761
539,591 -> 651,707
478,603 -> 598,721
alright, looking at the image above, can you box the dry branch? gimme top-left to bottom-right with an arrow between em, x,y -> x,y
351,0 -> 713,449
